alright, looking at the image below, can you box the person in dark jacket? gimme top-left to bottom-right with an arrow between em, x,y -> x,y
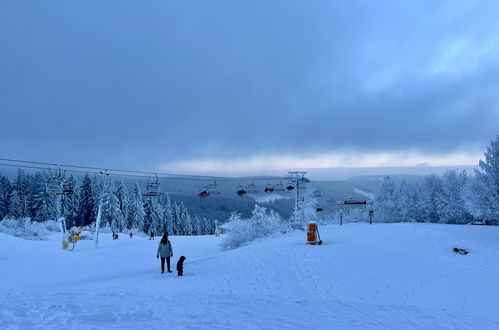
176,256 -> 186,276
156,234 -> 173,273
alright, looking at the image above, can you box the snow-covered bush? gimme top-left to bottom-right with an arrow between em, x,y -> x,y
0,218 -> 50,240
221,206 -> 284,250
43,220 -> 62,232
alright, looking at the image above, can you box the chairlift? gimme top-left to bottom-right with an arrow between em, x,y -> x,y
61,180 -> 75,196
46,177 -> 63,195
286,181 -> 295,191
264,181 -> 275,193
206,179 -> 220,195
245,181 -> 258,194
46,169 -> 64,195
236,182 -> 247,196
316,207 -> 324,212
274,181 -> 285,192
199,183 -> 210,198
144,175 -> 160,197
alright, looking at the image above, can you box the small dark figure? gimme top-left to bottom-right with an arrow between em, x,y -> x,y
129,232 -> 133,239
150,232 -> 155,240
453,247 -> 469,255
157,234 -> 173,273
177,256 -> 186,276
112,231 -> 116,240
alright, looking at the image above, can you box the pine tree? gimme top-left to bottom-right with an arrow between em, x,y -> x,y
436,171 -> 471,224
396,179 -> 414,222
171,202 -> 182,235
179,202 -> 192,235
61,175 -> 79,228
101,179 -> 121,231
115,181 -> 130,231
128,183 -> 145,231
471,136 -> 499,223
144,196 -> 163,234
162,193 -> 174,235
12,169 -> 30,218
77,174 -> 94,227
375,176 -> 397,222
0,174 -> 11,219
30,173 -> 57,222
8,190 -> 23,219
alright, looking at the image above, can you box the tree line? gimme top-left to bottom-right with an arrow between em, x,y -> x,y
0,171 -> 216,235
374,136 -> 499,224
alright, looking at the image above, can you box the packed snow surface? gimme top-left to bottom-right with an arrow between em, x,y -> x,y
1,223 -> 499,329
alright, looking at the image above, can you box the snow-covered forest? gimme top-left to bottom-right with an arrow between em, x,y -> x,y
0,136 -> 498,234
0,172 -> 216,235
371,136 -> 499,225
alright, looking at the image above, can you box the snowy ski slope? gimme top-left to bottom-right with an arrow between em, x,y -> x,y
1,223 -> 499,329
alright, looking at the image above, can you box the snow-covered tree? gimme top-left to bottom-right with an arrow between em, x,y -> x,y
77,174 -> 94,227
471,136 -> 499,223
100,179 -> 121,231
7,190 -> 23,219
375,176 -> 397,222
178,202 -> 192,235
436,171 -> 471,224
128,183 -> 145,230
144,196 -> 163,234
61,175 -> 79,228
114,181 -> 130,231
0,174 -> 11,220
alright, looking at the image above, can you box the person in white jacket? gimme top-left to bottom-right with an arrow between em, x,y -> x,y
156,234 -> 173,273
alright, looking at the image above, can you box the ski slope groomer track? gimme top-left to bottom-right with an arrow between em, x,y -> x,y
1,224 -> 499,329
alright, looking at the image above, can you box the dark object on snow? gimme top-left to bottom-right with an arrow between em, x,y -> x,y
453,248 -> 469,255
112,232 -> 119,240
177,256 -> 186,276
150,232 -> 155,240
129,232 -> 133,239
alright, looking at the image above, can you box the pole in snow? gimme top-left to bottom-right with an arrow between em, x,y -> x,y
94,202 -> 102,248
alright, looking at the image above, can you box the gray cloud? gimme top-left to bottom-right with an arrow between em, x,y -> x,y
0,0 -> 498,171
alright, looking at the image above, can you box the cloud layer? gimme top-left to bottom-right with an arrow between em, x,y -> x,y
1,0 -> 497,172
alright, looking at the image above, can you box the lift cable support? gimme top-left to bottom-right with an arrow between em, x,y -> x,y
287,171 -> 308,217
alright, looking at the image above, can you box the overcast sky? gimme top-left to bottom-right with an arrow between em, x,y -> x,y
1,0 -> 498,177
